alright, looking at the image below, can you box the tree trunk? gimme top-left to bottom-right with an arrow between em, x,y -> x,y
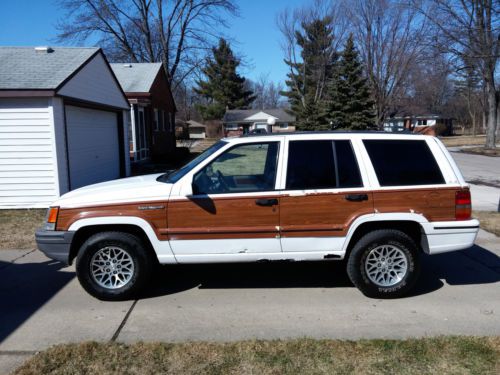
485,81 -> 497,148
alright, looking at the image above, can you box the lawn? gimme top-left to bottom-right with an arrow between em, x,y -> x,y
13,337 -> 500,375
461,147 -> 500,157
473,211 -> 500,237
0,209 -> 46,250
440,135 -> 486,147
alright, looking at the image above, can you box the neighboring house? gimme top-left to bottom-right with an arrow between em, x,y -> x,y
0,46 -> 130,209
187,120 -> 206,139
383,114 -> 453,136
110,63 -> 176,162
223,109 -> 296,136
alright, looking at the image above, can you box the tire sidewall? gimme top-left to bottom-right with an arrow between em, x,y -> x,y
348,231 -> 420,298
76,232 -> 150,300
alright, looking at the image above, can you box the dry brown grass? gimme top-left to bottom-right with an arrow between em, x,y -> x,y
0,209 -> 46,250
440,135 -> 486,147
13,337 -> 500,375
460,147 -> 500,157
473,211 -> 500,237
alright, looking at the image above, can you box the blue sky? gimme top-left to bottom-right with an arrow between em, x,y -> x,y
0,0 -> 307,83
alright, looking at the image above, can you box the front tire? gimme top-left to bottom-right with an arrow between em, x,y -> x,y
347,229 -> 420,298
76,231 -> 153,301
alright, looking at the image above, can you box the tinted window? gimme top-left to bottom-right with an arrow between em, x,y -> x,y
193,142 -> 279,194
335,140 -> 363,188
286,140 -> 362,190
363,140 -> 445,186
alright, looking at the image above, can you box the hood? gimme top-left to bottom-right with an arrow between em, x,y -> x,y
54,174 -> 173,208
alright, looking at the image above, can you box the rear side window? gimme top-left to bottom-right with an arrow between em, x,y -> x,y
286,140 -> 362,190
363,140 -> 445,186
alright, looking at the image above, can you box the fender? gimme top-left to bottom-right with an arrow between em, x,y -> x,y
68,216 -> 178,264
341,212 -> 429,253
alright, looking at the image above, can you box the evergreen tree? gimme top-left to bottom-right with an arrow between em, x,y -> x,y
328,35 -> 375,130
282,17 -> 337,130
195,39 -> 255,120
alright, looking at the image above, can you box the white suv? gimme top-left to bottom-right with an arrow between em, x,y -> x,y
36,132 -> 479,300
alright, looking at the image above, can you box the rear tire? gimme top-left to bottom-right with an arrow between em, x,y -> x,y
76,231 -> 153,301
347,229 -> 420,298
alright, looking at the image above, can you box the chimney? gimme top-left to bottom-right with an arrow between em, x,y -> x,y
35,46 -> 54,53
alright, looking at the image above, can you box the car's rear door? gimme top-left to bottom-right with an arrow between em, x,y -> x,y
279,138 -> 374,253
167,139 -> 284,256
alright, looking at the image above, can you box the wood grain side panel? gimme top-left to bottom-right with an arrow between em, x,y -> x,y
167,196 -> 279,240
373,187 -> 458,221
280,192 -> 374,237
56,201 -> 168,239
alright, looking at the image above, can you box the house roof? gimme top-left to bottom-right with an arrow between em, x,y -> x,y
0,46 -> 100,90
110,63 -> 163,93
187,120 -> 206,128
223,108 -> 295,123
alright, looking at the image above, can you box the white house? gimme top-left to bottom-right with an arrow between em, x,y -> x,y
223,109 -> 296,137
0,47 -> 130,209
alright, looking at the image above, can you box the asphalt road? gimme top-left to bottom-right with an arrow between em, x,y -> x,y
1,230 -> 499,373
450,150 -> 500,211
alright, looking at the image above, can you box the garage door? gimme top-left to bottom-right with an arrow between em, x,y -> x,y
66,105 -> 120,189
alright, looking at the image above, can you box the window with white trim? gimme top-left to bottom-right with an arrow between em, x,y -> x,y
225,123 -> 238,130
279,123 -> 288,129
161,110 -> 166,131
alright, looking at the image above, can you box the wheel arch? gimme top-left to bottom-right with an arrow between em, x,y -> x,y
67,217 -> 161,265
342,214 -> 430,257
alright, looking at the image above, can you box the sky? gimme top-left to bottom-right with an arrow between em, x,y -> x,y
0,0 -> 308,84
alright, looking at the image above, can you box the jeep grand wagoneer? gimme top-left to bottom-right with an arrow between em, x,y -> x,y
36,132 -> 479,300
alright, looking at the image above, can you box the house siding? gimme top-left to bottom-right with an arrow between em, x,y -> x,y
0,98 -> 59,208
57,53 -> 128,109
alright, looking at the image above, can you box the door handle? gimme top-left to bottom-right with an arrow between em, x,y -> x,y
345,194 -> 368,202
255,198 -> 279,206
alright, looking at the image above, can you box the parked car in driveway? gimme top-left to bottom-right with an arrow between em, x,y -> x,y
36,132 -> 479,300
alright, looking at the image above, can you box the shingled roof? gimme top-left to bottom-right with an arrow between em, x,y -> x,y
110,63 -> 163,93
223,108 -> 295,123
0,47 -> 100,90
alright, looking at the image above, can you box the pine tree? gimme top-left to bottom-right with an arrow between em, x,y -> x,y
282,17 -> 337,130
328,35 -> 375,130
195,39 -> 255,120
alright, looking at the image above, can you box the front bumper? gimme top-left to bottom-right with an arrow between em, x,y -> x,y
35,228 -> 75,264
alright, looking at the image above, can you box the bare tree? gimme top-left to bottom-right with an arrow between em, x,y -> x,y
346,0 -> 430,127
412,0 -> 499,148
56,0 -> 238,90
251,74 -> 285,109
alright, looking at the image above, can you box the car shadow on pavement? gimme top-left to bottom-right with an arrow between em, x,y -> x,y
141,244 -> 500,299
0,260 -> 74,345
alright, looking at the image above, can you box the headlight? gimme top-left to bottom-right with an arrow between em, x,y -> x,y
44,206 -> 59,231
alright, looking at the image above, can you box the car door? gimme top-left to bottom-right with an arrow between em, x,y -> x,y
167,140 -> 283,256
279,139 -> 374,253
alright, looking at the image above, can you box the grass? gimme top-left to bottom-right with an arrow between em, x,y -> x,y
461,147 -> 500,157
0,209 -> 46,250
440,135 -> 486,147
13,337 -> 500,375
473,211 -> 500,237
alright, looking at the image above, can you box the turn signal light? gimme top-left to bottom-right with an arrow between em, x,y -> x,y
45,207 -> 59,230
455,190 -> 471,221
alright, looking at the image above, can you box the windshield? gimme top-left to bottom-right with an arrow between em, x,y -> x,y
157,140 -> 228,183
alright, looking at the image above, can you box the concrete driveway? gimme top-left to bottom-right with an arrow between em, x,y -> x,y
1,230 -> 499,372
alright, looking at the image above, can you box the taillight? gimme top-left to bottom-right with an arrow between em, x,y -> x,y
455,190 -> 471,220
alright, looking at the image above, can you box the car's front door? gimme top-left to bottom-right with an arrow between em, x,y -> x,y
279,139 -> 374,253
167,140 -> 283,255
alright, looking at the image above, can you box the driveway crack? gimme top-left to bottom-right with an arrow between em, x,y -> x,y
0,249 -> 37,271
110,300 -> 137,342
